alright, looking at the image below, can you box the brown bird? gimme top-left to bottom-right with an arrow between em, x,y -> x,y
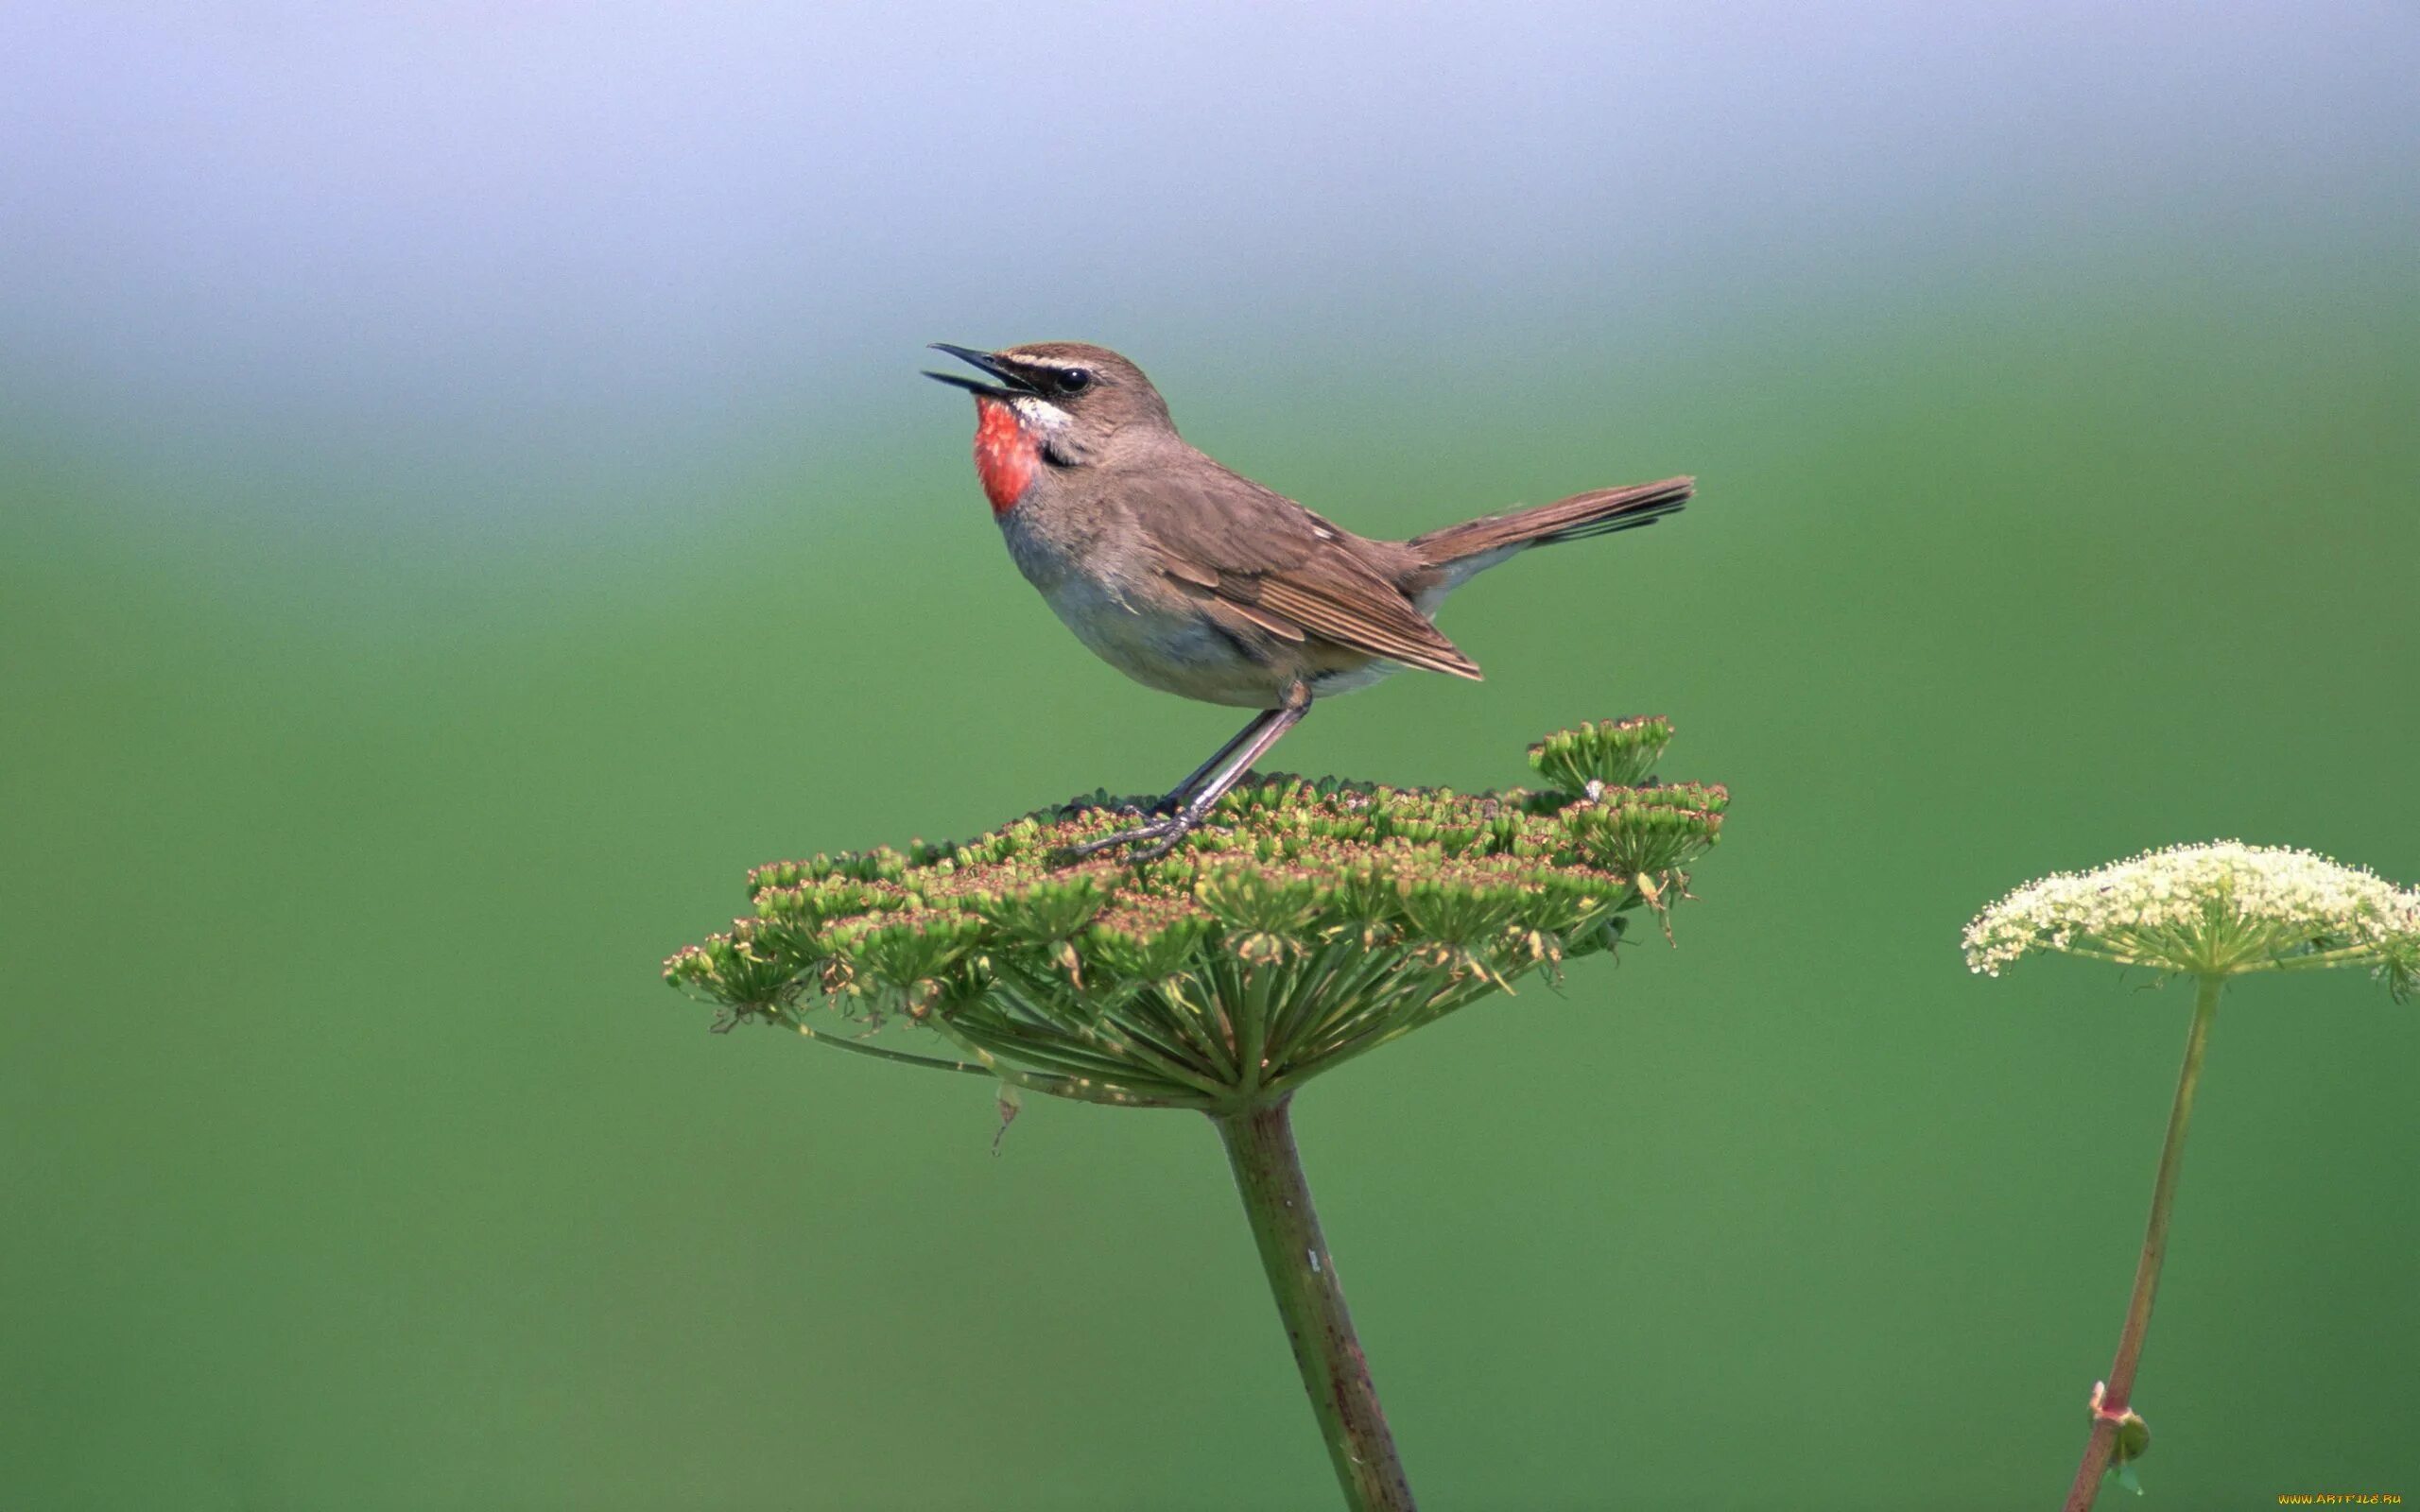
926,340 -> 1692,860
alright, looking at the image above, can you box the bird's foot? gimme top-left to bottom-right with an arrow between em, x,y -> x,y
1061,809 -> 1201,864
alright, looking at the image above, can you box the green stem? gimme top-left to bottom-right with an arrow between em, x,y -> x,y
2239,942 -> 2382,973
790,1022 -> 993,1076
1213,1096 -> 1416,1512
2063,973 -> 2222,1512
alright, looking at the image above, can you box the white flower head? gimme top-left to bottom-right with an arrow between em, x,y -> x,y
1963,841 -> 2420,990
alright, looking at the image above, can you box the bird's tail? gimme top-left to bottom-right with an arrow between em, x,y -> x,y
1406,476 -> 1694,573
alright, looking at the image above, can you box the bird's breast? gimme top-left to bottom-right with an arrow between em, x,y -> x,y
997,508 -> 1295,709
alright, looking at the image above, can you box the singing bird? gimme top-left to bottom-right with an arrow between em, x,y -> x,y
926,341 -> 1692,860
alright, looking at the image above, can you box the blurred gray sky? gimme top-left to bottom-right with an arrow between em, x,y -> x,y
3,2 -> 2411,509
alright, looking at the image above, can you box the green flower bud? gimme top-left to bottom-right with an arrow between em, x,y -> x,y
1195,864 -> 1330,940
962,870 -> 1115,943
1528,716 -> 1674,795
1566,793 -> 1726,879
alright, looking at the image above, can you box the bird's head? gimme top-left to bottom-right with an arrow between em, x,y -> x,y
925,341 -> 1172,513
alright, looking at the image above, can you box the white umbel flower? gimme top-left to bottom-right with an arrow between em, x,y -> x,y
1963,841 -> 2420,987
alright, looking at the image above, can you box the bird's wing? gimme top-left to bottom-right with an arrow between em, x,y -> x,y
1136,461 -> 1481,680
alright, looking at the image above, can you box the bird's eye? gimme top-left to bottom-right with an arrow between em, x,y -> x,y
1057,368 -> 1093,393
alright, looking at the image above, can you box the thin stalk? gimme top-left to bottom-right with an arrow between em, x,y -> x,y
1213,1096 -> 1416,1512
2240,943 -> 2384,974
2062,973 -> 2222,1512
981,981 -> 1236,1098
1162,974 -> 1243,1083
1267,942 -> 1404,1069
1270,972 -> 1509,1097
790,1022 -> 994,1076
1236,956 -> 1279,1097
1107,982 -> 1232,1074
925,1015 -> 1204,1110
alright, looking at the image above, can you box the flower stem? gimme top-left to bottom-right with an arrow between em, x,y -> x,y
1213,1095 -> 1417,1512
2062,972 -> 2222,1511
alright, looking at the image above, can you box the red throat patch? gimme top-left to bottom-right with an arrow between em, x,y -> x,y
972,397 -> 1039,516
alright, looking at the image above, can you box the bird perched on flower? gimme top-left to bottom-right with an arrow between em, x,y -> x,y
927,340 -> 1693,859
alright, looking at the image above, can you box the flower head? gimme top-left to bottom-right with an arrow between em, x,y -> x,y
1528,715 -> 1673,795
666,721 -> 1726,1109
1962,841 -> 2420,992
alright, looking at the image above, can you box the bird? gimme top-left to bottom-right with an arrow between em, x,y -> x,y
925,340 -> 1692,861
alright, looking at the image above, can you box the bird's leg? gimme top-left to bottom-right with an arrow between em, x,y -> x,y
1150,708 -> 1284,815
1063,691 -> 1311,862
1086,710 -> 1275,820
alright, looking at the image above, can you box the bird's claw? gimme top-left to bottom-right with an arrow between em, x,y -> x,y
1061,811 -> 1200,864
1127,822 -> 1195,863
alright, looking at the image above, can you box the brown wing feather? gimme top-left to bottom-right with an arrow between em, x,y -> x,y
1183,584 -> 1306,644
1248,576 -> 1477,676
1135,458 -> 1481,680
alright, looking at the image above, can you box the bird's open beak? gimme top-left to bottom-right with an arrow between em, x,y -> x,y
923,343 -> 1041,400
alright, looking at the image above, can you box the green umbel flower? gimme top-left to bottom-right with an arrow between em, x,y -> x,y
667,721 -> 1724,1111
666,718 -> 1727,1512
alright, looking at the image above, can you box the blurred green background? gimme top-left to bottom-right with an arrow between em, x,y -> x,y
5,7 -> 2415,1509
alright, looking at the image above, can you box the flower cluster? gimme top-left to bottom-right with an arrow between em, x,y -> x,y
1527,715 -> 1672,795
666,718 -> 1726,1109
1962,840 -> 2420,992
